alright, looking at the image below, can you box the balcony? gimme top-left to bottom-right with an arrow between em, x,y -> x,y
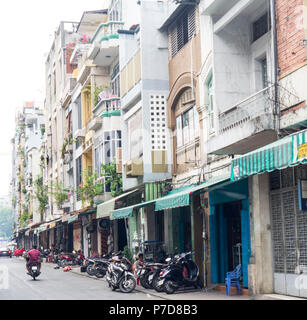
87,116 -> 103,131
201,0 -> 241,16
92,94 -> 121,118
88,21 -> 124,67
207,86 -> 277,155
74,128 -> 85,140
61,77 -> 77,107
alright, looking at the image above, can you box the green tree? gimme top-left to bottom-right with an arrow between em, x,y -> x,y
0,206 -> 14,238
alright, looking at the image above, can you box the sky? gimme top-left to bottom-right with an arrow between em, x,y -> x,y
0,0 -> 106,197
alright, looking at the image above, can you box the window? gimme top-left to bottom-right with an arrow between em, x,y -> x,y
128,109 -> 143,159
109,0 -> 121,21
111,64 -> 120,97
169,6 -> 196,58
176,106 -> 200,148
207,76 -> 214,133
76,156 -> 82,187
261,58 -> 268,88
76,95 -> 82,129
252,13 -> 269,42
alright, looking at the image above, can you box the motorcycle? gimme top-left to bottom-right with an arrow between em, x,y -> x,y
106,253 -> 136,293
28,262 -> 41,280
86,257 -> 109,278
158,252 -> 203,294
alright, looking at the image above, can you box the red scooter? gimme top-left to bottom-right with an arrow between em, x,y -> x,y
57,250 -> 84,267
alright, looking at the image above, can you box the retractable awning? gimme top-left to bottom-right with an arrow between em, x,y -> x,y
96,189 -> 139,219
110,199 -> 156,220
68,214 -> 79,224
231,135 -> 293,181
154,174 -> 230,211
231,129 -> 307,181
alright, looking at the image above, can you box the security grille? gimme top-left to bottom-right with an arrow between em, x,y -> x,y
270,165 -> 307,274
150,95 -> 167,151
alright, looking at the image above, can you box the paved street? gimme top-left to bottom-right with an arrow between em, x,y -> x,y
0,257 -> 163,300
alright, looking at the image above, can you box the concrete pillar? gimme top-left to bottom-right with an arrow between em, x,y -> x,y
249,173 -> 274,295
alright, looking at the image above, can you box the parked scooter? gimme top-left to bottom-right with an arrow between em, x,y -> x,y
106,252 -> 136,293
158,252 -> 203,294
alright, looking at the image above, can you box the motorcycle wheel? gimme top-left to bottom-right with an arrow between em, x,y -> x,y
163,280 -> 176,294
152,276 -> 164,293
95,270 -> 106,278
119,275 -> 136,293
140,276 -> 151,289
86,265 -> 96,276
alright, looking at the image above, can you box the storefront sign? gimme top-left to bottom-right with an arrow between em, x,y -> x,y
98,219 -> 110,230
298,179 -> 307,211
298,143 -> 307,160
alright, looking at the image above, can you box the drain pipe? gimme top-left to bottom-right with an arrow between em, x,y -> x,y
270,0 -> 280,136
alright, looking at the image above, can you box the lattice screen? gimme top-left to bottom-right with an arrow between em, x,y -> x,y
150,94 -> 167,151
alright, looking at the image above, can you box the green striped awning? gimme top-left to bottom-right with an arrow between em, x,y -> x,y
110,200 -> 156,220
154,174 -> 230,211
110,175 -> 230,216
230,130 -> 307,181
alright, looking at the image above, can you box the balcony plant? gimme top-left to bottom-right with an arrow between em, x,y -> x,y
79,34 -> 91,44
34,177 -> 49,219
79,170 -> 103,207
93,83 -> 109,107
100,161 -> 123,197
65,42 -> 76,60
61,133 -> 76,159
52,182 -> 68,209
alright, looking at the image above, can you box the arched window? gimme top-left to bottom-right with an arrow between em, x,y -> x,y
175,88 -> 200,149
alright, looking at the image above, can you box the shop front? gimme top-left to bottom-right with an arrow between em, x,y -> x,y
209,179 -> 250,288
230,129 -> 307,297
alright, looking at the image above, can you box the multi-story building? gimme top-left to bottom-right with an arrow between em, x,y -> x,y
11,102 -> 45,249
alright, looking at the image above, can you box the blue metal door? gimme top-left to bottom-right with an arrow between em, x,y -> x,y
241,199 -> 251,288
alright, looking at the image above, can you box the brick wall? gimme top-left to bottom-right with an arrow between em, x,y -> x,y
276,0 -> 307,77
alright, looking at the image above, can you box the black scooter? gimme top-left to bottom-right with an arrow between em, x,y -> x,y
158,252 -> 203,294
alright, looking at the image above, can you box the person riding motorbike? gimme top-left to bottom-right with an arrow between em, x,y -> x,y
26,245 -> 42,275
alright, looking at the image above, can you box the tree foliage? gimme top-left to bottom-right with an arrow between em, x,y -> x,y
0,206 -> 13,238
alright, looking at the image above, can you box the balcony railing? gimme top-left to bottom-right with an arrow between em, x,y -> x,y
218,86 -> 275,134
91,21 -> 124,44
93,94 -> 121,116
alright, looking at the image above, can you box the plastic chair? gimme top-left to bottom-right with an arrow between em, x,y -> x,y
225,264 -> 242,296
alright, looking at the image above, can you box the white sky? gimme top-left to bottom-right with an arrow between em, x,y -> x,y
0,0 -> 105,197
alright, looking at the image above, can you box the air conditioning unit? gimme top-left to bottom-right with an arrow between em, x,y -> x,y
152,150 -> 168,173
125,158 -> 144,177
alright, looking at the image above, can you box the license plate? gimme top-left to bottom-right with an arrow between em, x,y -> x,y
148,274 -> 154,281
158,279 -> 164,286
32,267 -> 38,271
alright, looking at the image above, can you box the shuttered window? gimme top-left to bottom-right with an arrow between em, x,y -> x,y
169,6 -> 196,58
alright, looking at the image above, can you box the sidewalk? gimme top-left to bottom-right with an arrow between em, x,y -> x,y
66,265 -> 251,300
